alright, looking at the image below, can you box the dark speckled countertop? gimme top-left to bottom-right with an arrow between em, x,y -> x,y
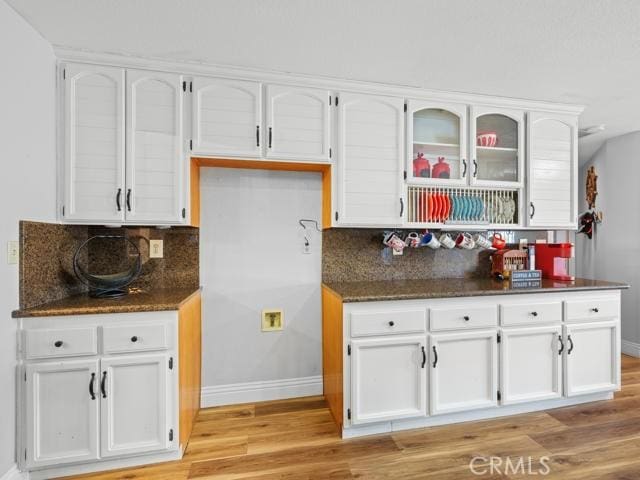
12,287 -> 202,318
323,278 -> 629,303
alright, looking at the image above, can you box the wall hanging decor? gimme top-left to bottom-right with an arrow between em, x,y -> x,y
579,166 -> 603,239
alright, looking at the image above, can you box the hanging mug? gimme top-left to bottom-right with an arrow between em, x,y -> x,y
491,233 -> 507,250
439,233 -> 456,249
455,232 -> 476,250
406,232 -> 422,248
421,232 -> 441,249
473,233 -> 493,249
383,232 -> 406,252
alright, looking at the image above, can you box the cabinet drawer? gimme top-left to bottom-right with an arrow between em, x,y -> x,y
350,309 -> 426,337
102,323 -> 168,353
24,327 -> 98,359
565,298 -> 619,322
500,301 -> 562,326
430,305 -> 498,331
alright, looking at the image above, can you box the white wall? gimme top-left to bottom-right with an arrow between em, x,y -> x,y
576,132 -> 640,353
0,0 -> 56,474
199,168 -> 322,405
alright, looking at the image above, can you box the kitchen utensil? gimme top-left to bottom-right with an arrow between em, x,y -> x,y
491,232 -> 506,249
455,232 -> 476,249
473,233 -> 493,249
422,232 -> 441,249
477,132 -> 497,147
439,233 -> 456,249
406,232 -> 422,248
383,232 -> 406,252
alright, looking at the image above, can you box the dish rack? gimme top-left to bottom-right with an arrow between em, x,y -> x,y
406,186 -> 519,227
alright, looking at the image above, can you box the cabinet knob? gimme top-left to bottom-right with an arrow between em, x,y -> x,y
463,316 -> 470,321
54,340 -> 63,348
531,311 -> 538,317
388,321 -> 395,327
131,336 -> 138,343
592,307 -> 599,313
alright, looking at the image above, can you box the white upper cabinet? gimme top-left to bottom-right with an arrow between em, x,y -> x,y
336,92 -> 404,226
192,77 -> 262,158
406,100 -> 468,185
126,70 -> 184,224
100,354 -> 170,458
527,112 -> 578,228
470,106 -> 525,188
63,64 -> 125,223
265,85 -> 331,162
25,359 -> 99,468
500,325 -> 563,405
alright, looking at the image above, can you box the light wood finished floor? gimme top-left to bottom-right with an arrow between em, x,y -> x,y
66,355 -> 640,479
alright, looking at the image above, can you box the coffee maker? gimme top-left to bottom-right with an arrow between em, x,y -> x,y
535,243 -> 574,281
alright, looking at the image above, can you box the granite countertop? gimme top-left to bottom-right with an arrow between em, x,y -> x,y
323,278 -> 630,303
12,287 -> 202,318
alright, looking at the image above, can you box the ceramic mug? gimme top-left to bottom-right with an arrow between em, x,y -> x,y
439,233 -> 456,249
491,233 -> 506,250
455,232 -> 476,250
383,232 -> 406,252
421,232 -> 441,249
473,233 -> 493,249
406,232 -> 422,248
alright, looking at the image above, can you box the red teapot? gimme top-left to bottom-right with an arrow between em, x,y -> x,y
413,153 -> 431,178
431,157 -> 450,179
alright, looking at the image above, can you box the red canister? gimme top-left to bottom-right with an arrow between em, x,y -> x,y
413,153 -> 431,178
431,157 -> 450,179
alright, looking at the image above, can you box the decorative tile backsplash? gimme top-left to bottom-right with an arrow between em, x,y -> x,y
19,221 -> 199,309
322,229 -> 549,283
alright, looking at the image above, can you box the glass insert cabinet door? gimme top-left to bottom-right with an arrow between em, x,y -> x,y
406,100 -> 468,185
470,106 -> 524,187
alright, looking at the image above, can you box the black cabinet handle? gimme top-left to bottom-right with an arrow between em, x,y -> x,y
462,159 -> 467,177
116,188 -> 122,212
421,346 -> 426,369
558,335 -> 564,355
388,321 -> 394,327
268,127 -> 272,148
463,315 -> 470,321
531,311 -> 538,317
432,345 -> 438,368
100,371 -> 107,398
54,340 -> 63,348
473,159 -> 478,177
592,307 -> 600,313
131,336 -> 138,343
530,202 -> 535,219
567,335 -> 574,355
400,198 -> 404,217
89,372 -> 96,400
126,189 -> 132,212
256,125 -> 260,147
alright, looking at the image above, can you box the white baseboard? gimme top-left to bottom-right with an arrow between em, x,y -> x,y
201,375 -> 323,408
622,340 -> 640,357
0,465 -> 27,480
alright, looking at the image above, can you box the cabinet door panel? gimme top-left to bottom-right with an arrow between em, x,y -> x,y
350,335 -> 427,424
192,77 -> 261,157
337,92 -> 404,226
527,112 -> 578,228
25,359 -> 99,468
100,354 -> 170,457
500,326 -> 562,405
565,321 -> 620,396
126,70 -> 184,224
430,330 -> 498,415
266,85 -> 330,162
63,63 -> 125,223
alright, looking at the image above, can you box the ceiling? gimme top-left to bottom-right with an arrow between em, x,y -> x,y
7,0 -> 640,164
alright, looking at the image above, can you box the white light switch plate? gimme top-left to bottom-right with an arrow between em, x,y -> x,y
149,239 -> 164,258
7,241 -> 19,264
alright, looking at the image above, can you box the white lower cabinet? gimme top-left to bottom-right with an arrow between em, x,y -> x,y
350,335 -> 427,424
429,330 -> 498,415
100,354 -> 170,458
25,359 -> 99,468
565,320 -> 620,396
500,325 -> 563,405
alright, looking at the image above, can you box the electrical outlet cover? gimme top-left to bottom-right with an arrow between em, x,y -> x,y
7,241 -> 18,265
150,239 -> 164,258
262,309 -> 284,331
